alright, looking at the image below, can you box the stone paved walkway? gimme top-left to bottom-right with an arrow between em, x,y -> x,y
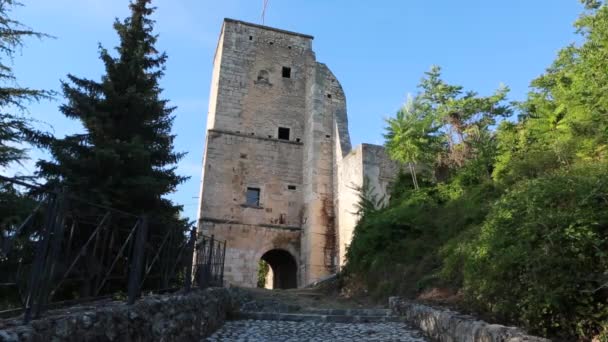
204,319 -> 428,341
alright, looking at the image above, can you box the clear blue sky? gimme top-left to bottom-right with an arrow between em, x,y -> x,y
11,0 -> 583,222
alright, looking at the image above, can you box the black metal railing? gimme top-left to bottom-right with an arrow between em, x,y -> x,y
193,234 -> 226,288
0,175 -> 226,323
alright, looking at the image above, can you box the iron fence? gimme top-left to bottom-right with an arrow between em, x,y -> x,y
193,234 -> 226,288
0,176 -> 226,323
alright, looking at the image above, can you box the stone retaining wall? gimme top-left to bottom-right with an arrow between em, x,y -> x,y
0,288 -> 239,342
389,297 -> 551,342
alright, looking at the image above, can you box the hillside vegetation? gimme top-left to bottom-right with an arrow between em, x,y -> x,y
344,1 -> 608,340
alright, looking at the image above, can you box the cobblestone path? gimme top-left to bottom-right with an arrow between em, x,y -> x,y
204,319 -> 428,341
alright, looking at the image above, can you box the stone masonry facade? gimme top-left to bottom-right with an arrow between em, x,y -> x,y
197,19 -> 399,288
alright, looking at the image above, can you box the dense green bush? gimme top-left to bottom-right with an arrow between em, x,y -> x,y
346,164 -> 608,339
345,2 -> 608,340
345,178 -> 499,297
460,164 -> 608,338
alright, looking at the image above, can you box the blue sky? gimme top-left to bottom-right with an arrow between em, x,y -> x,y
11,0 -> 583,222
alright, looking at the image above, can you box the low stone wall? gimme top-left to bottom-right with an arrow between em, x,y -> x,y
0,288 -> 239,342
389,297 -> 550,342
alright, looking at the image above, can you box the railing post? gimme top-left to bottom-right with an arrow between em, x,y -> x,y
184,227 -> 196,292
195,237 -> 204,287
23,186 -> 67,322
36,188 -> 67,317
23,194 -> 56,323
128,215 -> 148,305
220,241 -> 227,287
206,235 -> 214,287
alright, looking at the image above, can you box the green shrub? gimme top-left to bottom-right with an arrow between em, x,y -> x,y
257,260 -> 270,288
344,181 -> 498,296
461,163 -> 608,339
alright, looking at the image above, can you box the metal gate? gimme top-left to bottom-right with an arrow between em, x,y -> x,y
193,235 -> 226,288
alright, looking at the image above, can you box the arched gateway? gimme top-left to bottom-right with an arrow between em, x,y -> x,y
260,249 -> 298,289
196,19 -> 399,288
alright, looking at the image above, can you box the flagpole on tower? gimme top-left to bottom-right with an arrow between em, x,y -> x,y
261,0 -> 269,25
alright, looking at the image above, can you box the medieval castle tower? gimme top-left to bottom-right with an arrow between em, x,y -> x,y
197,19 -> 398,288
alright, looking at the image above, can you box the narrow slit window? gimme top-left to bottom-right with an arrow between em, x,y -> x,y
246,187 -> 260,207
278,127 -> 290,140
288,185 -> 297,190
282,67 -> 291,78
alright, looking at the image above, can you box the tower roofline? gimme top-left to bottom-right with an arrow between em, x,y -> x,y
223,18 -> 314,40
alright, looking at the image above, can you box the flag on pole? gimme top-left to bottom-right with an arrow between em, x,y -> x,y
261,0 -> 269,25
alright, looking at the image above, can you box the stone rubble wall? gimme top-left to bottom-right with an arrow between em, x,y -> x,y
0,288 -> 241,342
389,297 -> 551,342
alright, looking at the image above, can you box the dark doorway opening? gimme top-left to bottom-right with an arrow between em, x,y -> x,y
258,249 -> 297,289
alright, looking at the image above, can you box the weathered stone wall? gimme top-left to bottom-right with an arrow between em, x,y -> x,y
197,18 -> 399,288
335,147 -> 362,267
0,288 -> 237,342
200,130 -> 303,227
335,144 -> 400,268
300,63 -> 348,284
201,220 -> 300,287
205,18 -> 313,137
198,19 -> 317,288
361,144 -> 401,208
389,297 -> 551,342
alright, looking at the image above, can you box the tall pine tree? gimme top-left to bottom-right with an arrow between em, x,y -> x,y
37,0 -> 187,225
0,0 -> 52,171
0,0 -> 53,309
0,0 -> 52,243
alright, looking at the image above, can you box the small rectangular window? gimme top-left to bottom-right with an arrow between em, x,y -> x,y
278,127 -> 290,140
288,185 -> 297,190
282,67 -> 291,78
246,187 -> 260,207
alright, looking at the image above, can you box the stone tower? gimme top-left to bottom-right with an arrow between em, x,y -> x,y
197,19 -> 398,288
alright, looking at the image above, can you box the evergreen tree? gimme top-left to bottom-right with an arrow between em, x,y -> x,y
0,0 -> 52,171
0,0 -> 52,309
0,0 -> 52,247
37,0 -> 187,224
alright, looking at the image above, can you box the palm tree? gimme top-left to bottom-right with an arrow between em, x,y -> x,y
384,96 -> 437,190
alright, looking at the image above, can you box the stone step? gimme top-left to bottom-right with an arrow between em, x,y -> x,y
234,311 -> 405,323
300,308 -> 391,316
241,300 -> 301,313
289,292 -> 323,297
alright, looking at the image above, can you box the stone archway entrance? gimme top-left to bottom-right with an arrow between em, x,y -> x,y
258,249 -> 297,289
